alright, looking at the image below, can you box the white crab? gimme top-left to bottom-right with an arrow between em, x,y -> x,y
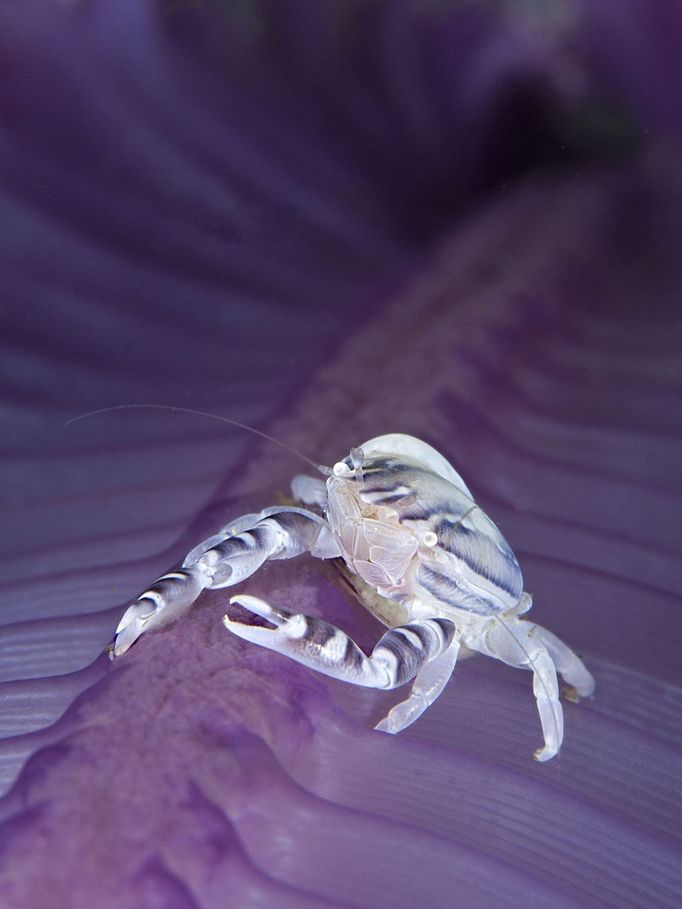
112,433 -> 594,760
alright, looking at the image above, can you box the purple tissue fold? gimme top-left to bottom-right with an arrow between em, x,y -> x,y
0,2 -> 681,908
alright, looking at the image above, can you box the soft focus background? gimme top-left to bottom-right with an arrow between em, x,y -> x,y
1,2 -> 681,907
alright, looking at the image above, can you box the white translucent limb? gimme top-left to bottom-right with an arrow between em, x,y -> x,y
470,617 -> 588,761
529,648 -> 563,762
111,508 -> 340,658
535,625 -> 595,698
291,474 -> 328,507
374,639 -> 460,734
225,594 -> 456,695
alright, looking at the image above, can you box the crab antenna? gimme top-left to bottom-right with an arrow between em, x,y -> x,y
64,404 -> 330,476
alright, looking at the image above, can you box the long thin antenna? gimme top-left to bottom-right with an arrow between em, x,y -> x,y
64,404 -> 330,475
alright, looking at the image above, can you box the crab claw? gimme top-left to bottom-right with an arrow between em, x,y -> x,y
223,595 -> 306,648
110,567 -> 211,658
112,602 -> 155,658
227,594 -> 291,625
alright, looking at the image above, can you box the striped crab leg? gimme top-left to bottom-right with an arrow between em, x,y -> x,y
225,594 -> 458,732
111,507 -> 339,657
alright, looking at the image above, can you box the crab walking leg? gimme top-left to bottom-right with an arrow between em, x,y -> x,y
527,649 -> 563,762
534,625 -> 595,698
112,508 -> 340,657
473,618 -> 565,761
374,639 -> 460,734
225,595 -> 456,701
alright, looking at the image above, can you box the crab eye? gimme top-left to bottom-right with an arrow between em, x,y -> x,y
333,461 -> 353,477
421,531 -> 438,547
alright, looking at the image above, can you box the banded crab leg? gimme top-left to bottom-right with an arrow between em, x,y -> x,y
374,639 -> 460,733
225,594 -> 457,732
111,507 -> 340,657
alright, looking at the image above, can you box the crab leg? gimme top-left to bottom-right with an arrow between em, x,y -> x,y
534,625 -> 595,699
471,617 -> 591,761
374,639 -> 460,733
111,508 -> 340,657
225,594 -> 456,722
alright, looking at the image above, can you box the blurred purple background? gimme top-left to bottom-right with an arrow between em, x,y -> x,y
0,2 -> 680,907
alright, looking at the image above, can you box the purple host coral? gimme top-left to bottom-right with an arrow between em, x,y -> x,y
0,2 -> 681,908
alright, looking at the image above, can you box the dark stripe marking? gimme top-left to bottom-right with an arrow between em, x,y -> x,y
343,637 -> 366,672
418,564 -> 502,615
305,617 -> 337,648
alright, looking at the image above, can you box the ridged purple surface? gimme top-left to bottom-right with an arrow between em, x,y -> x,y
1,2 -> 681,908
